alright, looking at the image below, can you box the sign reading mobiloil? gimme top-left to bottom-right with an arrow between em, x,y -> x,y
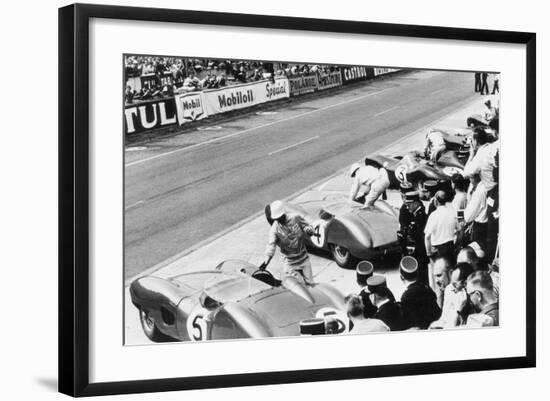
203,78 -> 289,115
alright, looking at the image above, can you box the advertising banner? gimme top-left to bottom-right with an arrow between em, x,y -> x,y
124,97 -> 178,135
374,68 -> 401,76
288,74 -> 319,96
202,77 -> 289,115
341,66 -> 374,84
174,92 -> 208,125
318,72 -> 343,91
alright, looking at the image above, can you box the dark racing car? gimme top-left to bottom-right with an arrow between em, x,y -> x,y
364,150 -> 465,190
130,260 -> 347,342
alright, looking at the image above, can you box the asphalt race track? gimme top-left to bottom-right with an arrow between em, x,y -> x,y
124,70 -> 475,281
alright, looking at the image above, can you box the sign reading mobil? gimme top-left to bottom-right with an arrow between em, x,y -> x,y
203,77 -> 289,115
124,97 -> 178,135
174,92 -> 207,125
289,74 -> 319,96
341,66 -> 374,84
318,72 -> 343,91
374,68 -> 401,76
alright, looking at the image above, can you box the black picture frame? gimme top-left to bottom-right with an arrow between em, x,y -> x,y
59,3 -> 536,397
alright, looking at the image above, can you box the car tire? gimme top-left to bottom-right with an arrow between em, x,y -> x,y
330,244 -> 360,269
139,308 -> 174,342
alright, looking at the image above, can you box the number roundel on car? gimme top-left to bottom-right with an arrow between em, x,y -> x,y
186,305 -> 209,341
310,220 -> 327,249
442,166 -> 462,176
315,307 -> 348,334
395,164 -> 409,183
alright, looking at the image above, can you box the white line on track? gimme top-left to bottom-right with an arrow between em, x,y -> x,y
373,105 -> 399,117
431,89 -> 444,95
268,136 -> 319,156
124,94 -> 479,287
125,87 -> 393,168
125,200 -> 144,211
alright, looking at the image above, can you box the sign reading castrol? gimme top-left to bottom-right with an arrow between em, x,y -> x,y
341,66 -> 374,84
174,92 -> 207,125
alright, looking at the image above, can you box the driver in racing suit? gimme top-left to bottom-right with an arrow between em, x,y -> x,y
261,200 -> 317,285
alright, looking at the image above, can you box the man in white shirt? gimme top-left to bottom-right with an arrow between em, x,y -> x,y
424,191 -> 459,266
463,128 -> 498,191
349,162 -> 390,207
463,174 -> 488,250
424,129 -> 446,162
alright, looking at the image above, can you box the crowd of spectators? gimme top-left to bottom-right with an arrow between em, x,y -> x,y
343,124 -> 500,334
124,55 -> 342,104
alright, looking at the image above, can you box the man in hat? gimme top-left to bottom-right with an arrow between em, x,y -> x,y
349,161 -> 390,207
400,190 -> 429,284
399,256 -> 441,329
397,182 -> 414,252
424,190 -> 458,267
355,260 -> 374,310
368,275 -> 405,331
261,200 -> 316,285
421,180 -> 439,217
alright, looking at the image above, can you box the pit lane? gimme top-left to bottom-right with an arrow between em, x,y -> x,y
124,93 -> 492,345
125,70 -> 478,280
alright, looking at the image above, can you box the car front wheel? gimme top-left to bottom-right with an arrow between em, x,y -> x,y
139,308 -> 172,342
330,244 -> 360,269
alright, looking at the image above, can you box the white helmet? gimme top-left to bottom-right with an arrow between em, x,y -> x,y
350,162 -> 361,177
270,200 -> 285,220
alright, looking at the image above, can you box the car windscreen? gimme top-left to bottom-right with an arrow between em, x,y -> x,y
203,271 -> 272,304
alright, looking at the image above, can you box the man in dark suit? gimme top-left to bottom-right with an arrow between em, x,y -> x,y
474,72 -> 481,92
367,275 -> 405,331
399,256 -> 441,329
480,72 -> 489,95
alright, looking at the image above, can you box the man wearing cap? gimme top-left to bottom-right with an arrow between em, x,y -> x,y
401,190 -> 429,284
397,182 -> 414,252
261,200 -> 316,285
399,256 -> 441,329
355,261 -> 374,313
424,190 -> 459,267
421,180 -> 439,217
349,161 -> 390,207
368,275 -> 405,331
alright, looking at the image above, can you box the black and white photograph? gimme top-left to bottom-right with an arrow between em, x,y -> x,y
123,56 -> 501,344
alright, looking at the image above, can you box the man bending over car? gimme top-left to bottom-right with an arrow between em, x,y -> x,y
261,200 -> 317,285
349,161 -> 390,207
